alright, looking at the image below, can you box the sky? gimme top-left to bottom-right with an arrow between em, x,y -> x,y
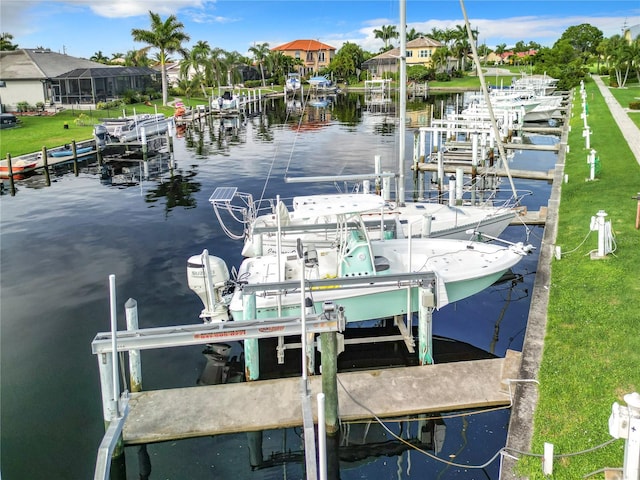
1,0 -> 639,60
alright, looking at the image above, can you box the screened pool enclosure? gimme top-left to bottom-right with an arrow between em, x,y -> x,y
52,66 -> 159,105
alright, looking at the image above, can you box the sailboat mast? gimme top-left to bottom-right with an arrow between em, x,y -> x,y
459,0 -> 518,199
398,0 -> 407,206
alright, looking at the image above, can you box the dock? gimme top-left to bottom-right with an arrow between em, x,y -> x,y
123,350 -> 521,445
413,162 -> 555,181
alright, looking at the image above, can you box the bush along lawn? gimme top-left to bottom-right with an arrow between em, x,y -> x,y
517,77 -> 640,478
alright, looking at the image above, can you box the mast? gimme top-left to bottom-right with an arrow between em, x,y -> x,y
459,0 -> 518,199
398,0 -> 407,205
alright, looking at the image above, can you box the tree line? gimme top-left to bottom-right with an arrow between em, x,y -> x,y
2,17 -> 639,105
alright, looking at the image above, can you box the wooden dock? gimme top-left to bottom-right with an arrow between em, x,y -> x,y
122,350 -> 521,445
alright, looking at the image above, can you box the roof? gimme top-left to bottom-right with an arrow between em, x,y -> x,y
0,49 -> 107,80
272,39 -> 336,52
55,66 -> 158,79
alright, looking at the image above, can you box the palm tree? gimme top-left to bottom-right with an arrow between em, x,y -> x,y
0,32 -> 18,51
90,50 -> 109,64
406,27 -> 422,42
373,25 -> 399,50
249,42 -> 270,87
131,11 -> 191,105
124,49 -> 150,67
181,40 -> 211,97
605,34 -> 634,87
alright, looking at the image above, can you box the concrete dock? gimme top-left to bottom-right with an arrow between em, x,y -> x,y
123,350 -> 521,445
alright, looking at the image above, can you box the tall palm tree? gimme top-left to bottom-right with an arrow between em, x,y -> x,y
373,25 -> 399,50
181,40 -> 211,97
131,11 -> 191,105
249,42 -> 270,87
208,47 -> 228,89
222,51 -> 246,87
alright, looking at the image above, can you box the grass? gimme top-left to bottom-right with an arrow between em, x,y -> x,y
603,78 -> 640,129
516,77 -> 640,478
0,99 -> 188,158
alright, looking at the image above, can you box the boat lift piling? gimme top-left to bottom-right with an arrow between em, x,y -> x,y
5,153 -> 15,195
41,146 -> 51,186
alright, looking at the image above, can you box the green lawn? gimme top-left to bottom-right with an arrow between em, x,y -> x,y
0,100 -> 185,158
603,78 -> 640,129
517,77 -> 640,479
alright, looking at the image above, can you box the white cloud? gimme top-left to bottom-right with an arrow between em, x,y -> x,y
85,0 -> 206,18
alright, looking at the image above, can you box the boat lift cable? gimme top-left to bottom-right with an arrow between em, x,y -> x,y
459,0 -> 519,201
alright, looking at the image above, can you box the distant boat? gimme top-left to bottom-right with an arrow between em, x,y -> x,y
285,73 -> 301,93
307,75 -> 339,93
49,146 -> 93,157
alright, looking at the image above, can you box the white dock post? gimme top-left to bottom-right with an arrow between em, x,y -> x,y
109,275 -> 120,415
448,175 -> 456,207
318,393 -> 327,480
243,293 -> 260,380
608,392 -> 640,479
418,286 -> 435,365
455,167 -> 464,202
374,154 -> 382,194
125,298 -> 142,392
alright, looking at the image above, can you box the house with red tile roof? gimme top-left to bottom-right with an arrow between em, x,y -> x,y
271,39 -> 336,76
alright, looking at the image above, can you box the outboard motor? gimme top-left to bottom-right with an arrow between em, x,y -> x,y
93,124 -> 110,147
187,249 -> 231,323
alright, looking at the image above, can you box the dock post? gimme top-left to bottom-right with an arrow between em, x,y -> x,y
320,332 -> 339,435
125,298 -> 142,392
41,146 -> 51,186
71,140 -> 79,176
418,286 -> 435,365
141,127 -> 148,162
95,137 -> 103,166
243,293 -> 260,380
5,153 -> 16,196
246,431 -> 264,469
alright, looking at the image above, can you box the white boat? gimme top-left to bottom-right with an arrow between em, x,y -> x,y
308,75 -> 339,93
210,190 -> 517,258
285,73 -> 301,93
93,113 -> 171,144
188,195 -> 533,323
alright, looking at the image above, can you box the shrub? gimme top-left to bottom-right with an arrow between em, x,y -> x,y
74,113 -> 93,126
629,101 -> 640,110
16,101 -> 33,113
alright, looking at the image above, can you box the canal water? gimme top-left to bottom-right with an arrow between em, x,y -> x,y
0,93 -> 555,479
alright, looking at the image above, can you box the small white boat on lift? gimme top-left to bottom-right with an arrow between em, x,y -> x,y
189,194 -> 533,323
285,73 -> 301,93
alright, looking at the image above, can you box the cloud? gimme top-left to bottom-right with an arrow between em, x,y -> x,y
84,0 -> 207,18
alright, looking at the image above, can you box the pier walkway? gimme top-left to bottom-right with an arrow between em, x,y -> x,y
123,351 -> 521,445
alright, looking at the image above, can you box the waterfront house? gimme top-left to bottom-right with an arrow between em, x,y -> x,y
0,49 -> 159,111
362,36 -> 443,78
271,39 -> 336,77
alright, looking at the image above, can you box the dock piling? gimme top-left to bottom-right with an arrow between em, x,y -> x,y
320,331 -> 339,435
125,298 -> 142,393
71,140 -> 79,176
243,294 -> 260,381
41,146 -> 51,186
418,287 -> 435,365
5,153 -> 15,196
